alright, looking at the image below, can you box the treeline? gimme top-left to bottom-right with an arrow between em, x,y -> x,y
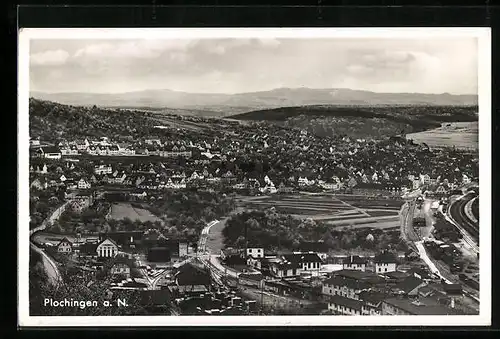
223,210 -> 408,253
49,190 -> 235,242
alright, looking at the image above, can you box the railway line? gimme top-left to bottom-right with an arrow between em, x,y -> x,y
447,193 -> 479,254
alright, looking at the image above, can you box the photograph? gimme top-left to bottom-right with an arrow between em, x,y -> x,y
18,28 -> 491,327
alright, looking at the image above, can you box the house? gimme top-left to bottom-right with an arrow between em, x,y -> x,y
322,275 -> 371,299
220,248 -> 243,261
391,276 -> 427,296
269,260 -> 301,278
283,253 -> 323,273
96,238 -> 119,258
78,178 -> 91,189
30,178 -> 47,190
107,145 -> 120,156
37,146 -> 62,159
69,194 -> 93,213
298,177 -> 311,187
358,290 -> 385,315
56,237 -> 73,253
76,138 -> 90,151
320,181 -> 340,191
374,252 -> 398,274
109,260 -> 131,278
269,253 -> 323,278
327,294 -> 367,315
407,267 -> 436,282
246,247 -> 264,259
94,164 -> 113,175
98,145 -> 108,156
246,256 -> 263,270
342,256 -> 367,272
298,241 -> 329,260
98,231 -> 144,249
30,137 -> 41,146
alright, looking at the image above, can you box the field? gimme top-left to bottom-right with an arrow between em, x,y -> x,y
107,203 -> 162,223
238,194 -> 403,229
406,121 -> 478,150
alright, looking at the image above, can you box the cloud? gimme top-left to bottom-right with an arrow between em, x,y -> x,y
257,38 -> 281,48
30,49 -> 69,66
73,40 -> 193,60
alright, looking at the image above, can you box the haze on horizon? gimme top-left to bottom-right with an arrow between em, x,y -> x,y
29,37 -> 478,95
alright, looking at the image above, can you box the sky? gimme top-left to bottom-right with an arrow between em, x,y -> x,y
29,37 -> 478,95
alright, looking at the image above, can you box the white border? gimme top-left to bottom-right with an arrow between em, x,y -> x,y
18,27 -> 491,327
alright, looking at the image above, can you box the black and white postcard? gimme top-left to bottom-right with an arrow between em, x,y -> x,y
18,28 -> 491,327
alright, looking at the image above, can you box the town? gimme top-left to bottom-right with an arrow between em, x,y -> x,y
28,99 -> 480,316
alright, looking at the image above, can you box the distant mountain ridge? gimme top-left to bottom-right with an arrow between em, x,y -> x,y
30,87 -> 478,116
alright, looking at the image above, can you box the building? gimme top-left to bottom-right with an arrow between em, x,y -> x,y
78,178 -> 91,189
109,261 -> 131,278
56,237 -> 73,253
322,275 -> 371,299
96,238 -> 119,258
342,256 -> 367,272
391,276 -> 427,297
69,194 -> 93,213
374,252 -> 398,274
246,247 -> 264,259
381,297 -> 463,315
298,241 -> 329,260
269,260 -> 301,278
327,294 -> 368,315
37,146 -> 62,160
98,231 -> 144,249
94,164 -> 113,175
285,252 -> 323,272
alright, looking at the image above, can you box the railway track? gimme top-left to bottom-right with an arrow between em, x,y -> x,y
447,194 -> 479,253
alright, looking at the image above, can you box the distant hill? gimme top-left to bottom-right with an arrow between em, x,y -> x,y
230,104 -> 478,123
30,87 -> 478,116
230,104 -> 479,139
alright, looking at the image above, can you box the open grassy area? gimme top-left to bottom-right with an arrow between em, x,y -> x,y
239,194 -> 403,229
406,122 -> 478,150
108,203 -> 162,223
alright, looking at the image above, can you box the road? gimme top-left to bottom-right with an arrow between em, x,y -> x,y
29,201 -> 70,286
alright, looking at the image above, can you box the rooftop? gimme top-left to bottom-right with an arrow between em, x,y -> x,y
328,294 -> 364,311
383,297 -> 464,315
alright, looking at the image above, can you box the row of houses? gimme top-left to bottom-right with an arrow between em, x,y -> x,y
322,268 -> 466,315
221,245 -> 400,279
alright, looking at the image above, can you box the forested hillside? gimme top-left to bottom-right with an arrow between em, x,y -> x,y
29,98 -> 157,141
231,105 -> 478,138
